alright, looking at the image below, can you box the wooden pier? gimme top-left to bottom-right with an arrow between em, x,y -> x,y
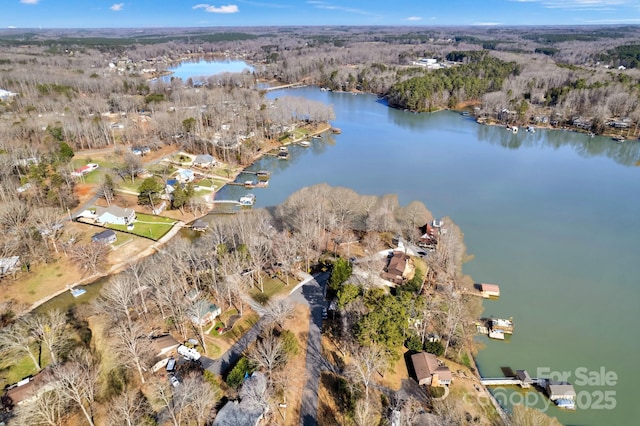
481,370 -> 540,388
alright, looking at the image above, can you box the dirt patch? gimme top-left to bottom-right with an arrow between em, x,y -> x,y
74,183 -> 95,203
374,347 -> 410,392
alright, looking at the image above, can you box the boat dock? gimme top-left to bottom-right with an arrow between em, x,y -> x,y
481,370 -> 539,388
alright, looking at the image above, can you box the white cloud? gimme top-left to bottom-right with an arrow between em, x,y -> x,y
510,0 -> 631,9
406,16 -> 422,21
193,4 -> 239,13
110,3 -> 124,11
8,26 -> 17,29
20,0 -> 40,4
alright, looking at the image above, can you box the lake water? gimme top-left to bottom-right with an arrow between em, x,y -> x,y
215,87 -> 640,425
162,59 -> 253,83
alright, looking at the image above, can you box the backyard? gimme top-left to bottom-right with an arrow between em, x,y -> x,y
107,212 -> 176,241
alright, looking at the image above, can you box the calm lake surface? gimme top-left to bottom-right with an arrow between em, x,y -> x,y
216,86 -> 640,425
163,59 -> 253,82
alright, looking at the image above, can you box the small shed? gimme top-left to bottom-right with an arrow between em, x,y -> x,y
480,283 -> 500,298
92,229 -> 117,244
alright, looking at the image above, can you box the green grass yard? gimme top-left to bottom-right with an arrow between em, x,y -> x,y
107,212 -> 176,241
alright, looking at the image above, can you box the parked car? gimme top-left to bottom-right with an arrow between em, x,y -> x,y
169,375 -> 180,387
322,307 -> 328,320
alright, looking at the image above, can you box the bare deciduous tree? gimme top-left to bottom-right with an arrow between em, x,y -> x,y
97,275 -> 137,328
247,333 -> 286,384
25,309 -> 67,366
13,388 -> 69,426
111,322 -> 153,384
69,241 -> 110,276
52,348 -> 100,426
0,321 -> 41,371
106,389 -> 152,426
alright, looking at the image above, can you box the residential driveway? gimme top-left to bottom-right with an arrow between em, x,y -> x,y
289,272 -> 331,426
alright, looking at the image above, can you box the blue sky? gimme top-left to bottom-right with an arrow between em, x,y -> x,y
3,0 -> 640,28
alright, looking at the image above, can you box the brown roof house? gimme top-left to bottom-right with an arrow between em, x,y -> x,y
411,352 -> 452,387
5,371 -> 57,406
151,335 -> 180,358
382,251 -> 414,284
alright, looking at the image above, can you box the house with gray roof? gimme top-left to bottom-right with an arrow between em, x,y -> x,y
94,205 -> 136,225
92,229 -> 117,244
193,154 -> 216,168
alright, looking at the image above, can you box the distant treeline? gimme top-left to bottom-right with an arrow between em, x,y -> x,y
598,44 -> 640,69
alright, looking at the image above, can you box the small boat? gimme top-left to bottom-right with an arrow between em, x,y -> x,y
244,180 -> 256,188
278,150 -> 290,160
589,132 -> 595,137
255,180 -> 269,188
512,126 -> 518,134
312,134 -> 322,139
554,399 -> 576,410
526,126 -> 535,133
299,140 -> 311,147
279,146 -> 289,152
70,287 -> 87,298
239,193 -> 256,206
256,170 -> 271,181
613,136 -> 625,143
488,330 -> 505,340
330,127 -> 341,134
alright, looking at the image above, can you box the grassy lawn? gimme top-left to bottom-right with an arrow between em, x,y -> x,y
211,167 -> 240,179
0,352 -> 44,388
107,212 -> 176,241
204,341 -> 222,358
1,258 -> 84,306
195,178 -> 226,189
249,275 -> 288,304
220,312 -> 259,343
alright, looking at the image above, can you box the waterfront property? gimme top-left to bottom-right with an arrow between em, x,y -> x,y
411,352 -> 452,387
382,250 -> 414,284
192,154 -> 216,168
479,283 -> 500,298
80,205 -> 136,226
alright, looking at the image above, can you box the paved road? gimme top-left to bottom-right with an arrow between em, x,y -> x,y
289,272 -> 331,426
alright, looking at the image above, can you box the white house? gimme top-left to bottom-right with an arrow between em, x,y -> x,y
175,169 -> 195,183
94,205 -> 136,225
